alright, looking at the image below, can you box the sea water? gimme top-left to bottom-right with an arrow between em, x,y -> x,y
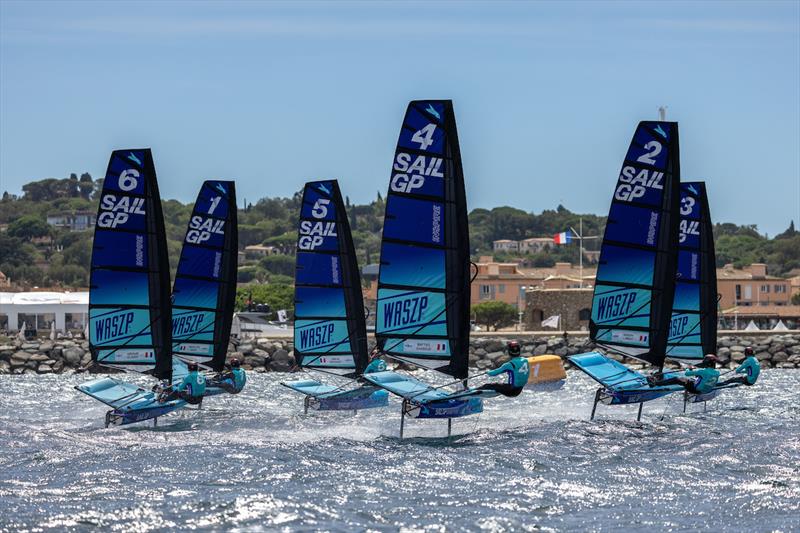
0,371 -> 798,532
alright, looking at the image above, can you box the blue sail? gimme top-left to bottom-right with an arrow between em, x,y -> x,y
89,149 -> 172,380
375,100 -> 471,379
171,181 -> 238,372
590,122 -> 681,368
293,180 -> 368,377
666,182 -> 717,363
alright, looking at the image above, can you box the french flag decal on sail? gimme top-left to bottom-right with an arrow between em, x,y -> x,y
553,232 -> 571,245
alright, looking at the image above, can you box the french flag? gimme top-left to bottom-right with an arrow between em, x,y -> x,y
553,232 -> 571,245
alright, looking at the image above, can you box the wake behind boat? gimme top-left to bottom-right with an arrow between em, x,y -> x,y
75,149 -> 183,427
282,180 -> 389,412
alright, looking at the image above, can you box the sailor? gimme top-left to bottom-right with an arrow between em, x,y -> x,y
363,348 -> 387,375
647,354 -> 720,394
159,361 -> 206,404
209,358 -> 247,394
476,341 -> 529,397
719,347 -> 761,386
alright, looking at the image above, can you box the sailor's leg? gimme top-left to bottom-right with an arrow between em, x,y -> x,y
590,388 -> 601,421
637,402 -> 643,422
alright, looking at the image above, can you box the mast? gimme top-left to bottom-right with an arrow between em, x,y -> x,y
171,181 -> 238,372
375,100 -> 471,380
88,149 -> 172,380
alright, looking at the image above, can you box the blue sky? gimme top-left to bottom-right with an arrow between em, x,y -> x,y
1,0 -> 798,236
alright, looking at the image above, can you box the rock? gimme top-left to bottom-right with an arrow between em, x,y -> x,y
23,368 -> 37,375
730,345 -> 745,353
475,359 -> 492,370
39,341 -> 54,353
63,347 -> 83,366
533,344 -> 547,355
755,351 -> 771,361
30,353 -> 50,362
776,362 -> 796,369
52,360 -> 64,372
772,351 -> 789,362
21,342 -> 39,351
244,355 -> 266,367
483,340 -> 505,353
37,364 -> 53,374
50,347 -> 63,359
80,352 -> 92,367
554,347 -> 568,356
10,351 -> 31,365
238,343 -> 254,355
731,351 -> 746,363
474,348 -> 488,358
0,360 -> 9,374
487,351 -> 506,363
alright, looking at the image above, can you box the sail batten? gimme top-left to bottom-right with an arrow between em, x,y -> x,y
89,149 -> 172,380
590,122 -> 681,368
375,100 -> 470,380
665,182 -> 717,362
293,180 -> 368,378
171,181 -> 238,372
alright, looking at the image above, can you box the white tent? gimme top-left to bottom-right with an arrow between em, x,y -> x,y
773,320 -> 789,331
0,291 -> 89,333
744,320 -> 760,331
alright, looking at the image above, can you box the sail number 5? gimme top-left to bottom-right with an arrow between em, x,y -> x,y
312,198 -> 331,219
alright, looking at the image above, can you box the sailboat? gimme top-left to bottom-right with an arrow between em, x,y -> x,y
361,100 -> 503,437
568,122 -> 686,420
75,149 -> 181,427
170,180 -> 240,396
282,180 -> 389,412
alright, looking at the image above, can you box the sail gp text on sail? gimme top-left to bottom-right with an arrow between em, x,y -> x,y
390,152 -> 444,194
186,215 -> 225,244
298,220 -> 337,250
614,166 -> 664,202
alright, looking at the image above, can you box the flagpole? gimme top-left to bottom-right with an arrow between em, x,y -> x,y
579,218 -> 583,288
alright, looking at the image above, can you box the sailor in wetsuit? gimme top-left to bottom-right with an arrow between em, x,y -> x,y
208,358 -> 247,394
364,348 -> 386,374
159,361 -> 206,404
719,347 -> 761,386
648,354 -> 720,394
476,341 -> 529,397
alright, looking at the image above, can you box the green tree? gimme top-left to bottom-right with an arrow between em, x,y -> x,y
78,173 -> 94,200
235,283 -> 294,317
791,292 -> 800,305
259,254 -> 295,277
7,215 -> 51,241
471,301 -> 518,331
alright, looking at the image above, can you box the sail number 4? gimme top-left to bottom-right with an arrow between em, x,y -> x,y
412,124 -> 436,151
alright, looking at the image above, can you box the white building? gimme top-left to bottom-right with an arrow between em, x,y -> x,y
0,292 -> 89,333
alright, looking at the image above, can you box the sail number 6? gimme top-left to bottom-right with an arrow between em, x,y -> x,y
118,169 -> 140,192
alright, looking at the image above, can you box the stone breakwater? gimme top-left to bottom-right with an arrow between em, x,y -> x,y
1,333 -> 799,375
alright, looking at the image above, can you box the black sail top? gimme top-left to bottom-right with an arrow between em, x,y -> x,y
88,149 -> 173,380
375,100 -> 471,380
590,122 -> 681,369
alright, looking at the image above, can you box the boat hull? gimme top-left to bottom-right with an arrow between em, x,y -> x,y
404,397 -> 483,419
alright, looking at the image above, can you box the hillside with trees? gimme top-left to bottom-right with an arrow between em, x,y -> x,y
1,174 -> 798,316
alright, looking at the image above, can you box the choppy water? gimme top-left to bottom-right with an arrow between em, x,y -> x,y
1,370 -> 798,532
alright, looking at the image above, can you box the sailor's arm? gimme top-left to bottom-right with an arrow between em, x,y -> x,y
487,361 -> 511,377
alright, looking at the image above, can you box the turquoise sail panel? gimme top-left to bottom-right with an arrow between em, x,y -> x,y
293,180 -> 368,378
375,100 -> 471,379
171,181 -> 238,372
89,149 -> 172,380
666,182 -> 717,363
590,122 -> 681,368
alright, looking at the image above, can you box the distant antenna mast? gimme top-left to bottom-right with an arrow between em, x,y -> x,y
658,106 -> 667,121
